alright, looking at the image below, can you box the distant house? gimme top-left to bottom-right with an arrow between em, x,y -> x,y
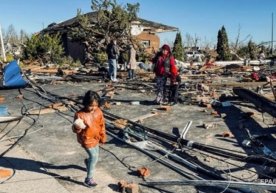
42,11 -> 178,63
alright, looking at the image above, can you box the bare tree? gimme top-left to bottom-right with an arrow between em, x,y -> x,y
194,34 -> 200,49
184,33 -> 194,48
231,25 -> 252,50
233,24 -> 241,51
19,29 -> 29,44
184,33 -> 201,50
5,24 -> 19,45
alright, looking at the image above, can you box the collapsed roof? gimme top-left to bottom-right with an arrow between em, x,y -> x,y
42,11 -> 178,34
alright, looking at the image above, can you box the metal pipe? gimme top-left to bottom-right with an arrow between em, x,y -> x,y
105,127 -> 196,180
145,179 -> 276,191
150,142 -> 226,180
28,86 -> 253,193
106,111 -> 247,160
233,87 -> 276,118
106,119 -> 250,192
103,110 -> 177,141
106,128 -> 244,193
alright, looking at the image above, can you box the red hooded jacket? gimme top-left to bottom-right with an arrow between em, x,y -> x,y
153,45 -> 178,82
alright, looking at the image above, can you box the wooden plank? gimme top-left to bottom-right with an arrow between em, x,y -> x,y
207,81 -> 267,88
28,104 -> 68,115
0,96 -> 5,103
22,66 -> 77,75
0,116 -> 22,123
130,111 -> 159,122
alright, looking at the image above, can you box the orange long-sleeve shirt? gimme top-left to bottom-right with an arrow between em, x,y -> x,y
73,107 -> 106,149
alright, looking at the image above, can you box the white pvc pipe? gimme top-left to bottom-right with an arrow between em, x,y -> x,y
0,24 -> 6,62
180,121 -> 193,139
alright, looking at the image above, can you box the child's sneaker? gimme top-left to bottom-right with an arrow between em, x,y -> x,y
84,178 -> 97,187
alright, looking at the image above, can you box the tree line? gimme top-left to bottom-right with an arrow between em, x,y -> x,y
172,26 -> 273,62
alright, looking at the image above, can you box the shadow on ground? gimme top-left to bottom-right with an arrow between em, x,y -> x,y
0,156 -> 86,186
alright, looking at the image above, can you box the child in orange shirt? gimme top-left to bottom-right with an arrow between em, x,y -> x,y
73,90 -> 106,187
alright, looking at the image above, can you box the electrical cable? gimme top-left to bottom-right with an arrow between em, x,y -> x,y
14,81 -> 272,193
102,124 -> 182,171
0,90 -> 42,183
0,117 -> 23,141
22,88 -> 74,123
180,145 -> 275,180
21,85 -> 202,188
0,122 -> 11,134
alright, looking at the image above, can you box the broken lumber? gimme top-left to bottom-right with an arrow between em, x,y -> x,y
0,96 -> 5,103
0,116 -> 22,123
113,119 -> 128,129
28,103 -> 68,115
0,168 -> 12,179
118,180 -> 139,193
23,66 -> 76,75
130,111 -> 158,122
208,81 -> 266,88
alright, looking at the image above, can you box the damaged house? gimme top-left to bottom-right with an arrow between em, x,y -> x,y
41,11 -> 178,64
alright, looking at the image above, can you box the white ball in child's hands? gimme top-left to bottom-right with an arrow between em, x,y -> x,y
73,118 -> 86,129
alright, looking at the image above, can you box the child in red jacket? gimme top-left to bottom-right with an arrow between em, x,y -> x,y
73,90 -> 106,187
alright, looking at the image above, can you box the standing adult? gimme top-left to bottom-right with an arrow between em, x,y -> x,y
153,44 -> 178,104
127,44 -> 137,79
259,51 -> 266,64
106,39 -> 119,82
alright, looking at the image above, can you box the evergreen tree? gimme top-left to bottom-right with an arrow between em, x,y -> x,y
172,32 -> 184,61
216,26 -> 231,61
23,34 -> 64,64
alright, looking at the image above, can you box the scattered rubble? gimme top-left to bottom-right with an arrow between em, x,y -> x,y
0,168 -> 12,178
118,180 -> 139,193
0,58 -> 276,193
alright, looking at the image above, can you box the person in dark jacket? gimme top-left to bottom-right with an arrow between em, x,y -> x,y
106,39 -> 119,82
152,44 -> 178,104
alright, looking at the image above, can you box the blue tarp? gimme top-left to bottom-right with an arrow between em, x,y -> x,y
0,105 -> 8,116
2,60 -> 27,88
